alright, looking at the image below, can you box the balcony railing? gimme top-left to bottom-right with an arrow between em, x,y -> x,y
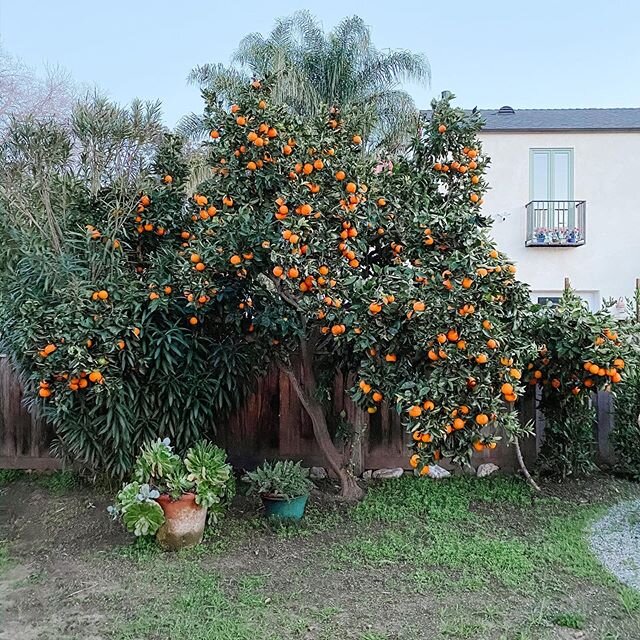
525,200 -> 586,247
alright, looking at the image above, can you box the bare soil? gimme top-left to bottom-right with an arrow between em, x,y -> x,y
1,475 -> 639,640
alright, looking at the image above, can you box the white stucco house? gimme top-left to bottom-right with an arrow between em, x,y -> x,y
473,107 -> 640,312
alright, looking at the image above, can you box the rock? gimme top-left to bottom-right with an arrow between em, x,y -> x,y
310,466 -> 327,479
427,464 -> 451,479
362,470 -> 373,481
372,467 -> 404,480
477,463 -> 500,478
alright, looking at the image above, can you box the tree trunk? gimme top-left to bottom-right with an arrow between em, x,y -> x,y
281,340 -> 364,501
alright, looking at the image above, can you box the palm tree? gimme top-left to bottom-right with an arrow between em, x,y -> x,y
179,12 -> 430,152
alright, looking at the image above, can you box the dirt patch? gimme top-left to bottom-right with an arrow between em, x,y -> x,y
1,476 -> 639,640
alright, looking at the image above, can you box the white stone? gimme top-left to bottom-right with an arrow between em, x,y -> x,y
362,470 -> 373,481
372,467 -> 404,480
310,466 -> 327,479
477,463 -> 500,478
427,465 -> 451,479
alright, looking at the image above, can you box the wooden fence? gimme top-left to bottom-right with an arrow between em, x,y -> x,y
0,353 -> 614,473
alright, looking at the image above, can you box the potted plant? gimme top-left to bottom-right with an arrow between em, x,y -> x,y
534,227 -> 547,245
566,227 -> 581,244
245,460 -> 314,521
108,438 -> 235,550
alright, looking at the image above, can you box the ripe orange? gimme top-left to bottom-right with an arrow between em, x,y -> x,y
501,383 -> 514,395
195,262 -> 206,271
475,413 -> 489,426
346,182 -> 357,193
188,316 -> 198,326
487,339 -> 498,349
88,370 -> 103,383
372,391 -> 383,403
272,266 -> 284,278
385,353 -> 397,362
97,290 -> 109,300
287,267 -> 299,279
352,134 -> 362,144
369,302 -> 382,314
461,277 -> 473,289
475,354 -> 488,364
408,405 -> 422,418
413,301 -> 425,312
230,255 -> 242,265
149,292 -> 160,300
236,116 -> 247,126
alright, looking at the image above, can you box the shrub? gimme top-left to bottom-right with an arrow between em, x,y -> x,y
525,290 -> 630,476
611,332 -> 640,477
0,97 -> 262,476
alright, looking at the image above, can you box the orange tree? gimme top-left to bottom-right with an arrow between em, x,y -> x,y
0,100 -> 263,476
524,290 -> 630,476
151,81 -> 533,498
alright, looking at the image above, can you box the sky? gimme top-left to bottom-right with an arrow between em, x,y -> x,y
1,0 -> 639,128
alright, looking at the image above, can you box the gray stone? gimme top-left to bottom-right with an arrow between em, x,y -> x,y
427,464 -> 451,479
310,466 -> 327,479
362,470 -> 373,481
476,463 -> 500,478
372,467 -> 404,480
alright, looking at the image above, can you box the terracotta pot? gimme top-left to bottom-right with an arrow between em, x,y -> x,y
155,492 -> 207,551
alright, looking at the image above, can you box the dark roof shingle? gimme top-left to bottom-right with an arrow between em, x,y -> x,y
469,107 -> 640,131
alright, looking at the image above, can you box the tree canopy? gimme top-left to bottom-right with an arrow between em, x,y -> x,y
181,11 -> 430,152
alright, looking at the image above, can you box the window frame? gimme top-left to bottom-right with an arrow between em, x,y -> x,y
529,148 -> 575,202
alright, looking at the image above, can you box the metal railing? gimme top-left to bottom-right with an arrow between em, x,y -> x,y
525,200 -> 586,246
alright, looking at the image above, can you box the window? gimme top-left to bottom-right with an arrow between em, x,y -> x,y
532,290 -> 599,311
537,296 -> 561,306
530,149 -> 574,202
528,149 -> 579,241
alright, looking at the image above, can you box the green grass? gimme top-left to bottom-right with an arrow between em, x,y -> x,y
0,468 -> 77,492
114,566 -> 273,640
0,540 -> 9,575
550,611 -> 586,629
4,474 -> 640,640
0,469 -> 24,485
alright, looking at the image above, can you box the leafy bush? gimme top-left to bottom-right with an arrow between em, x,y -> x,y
109,438 -> 235,536
611,334 -> 640,478
0,96 -> 262,476
245,460 -> 314,500
524,291 -> 630,476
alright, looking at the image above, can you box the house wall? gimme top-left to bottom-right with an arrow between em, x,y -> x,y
479,130 -> 640,309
